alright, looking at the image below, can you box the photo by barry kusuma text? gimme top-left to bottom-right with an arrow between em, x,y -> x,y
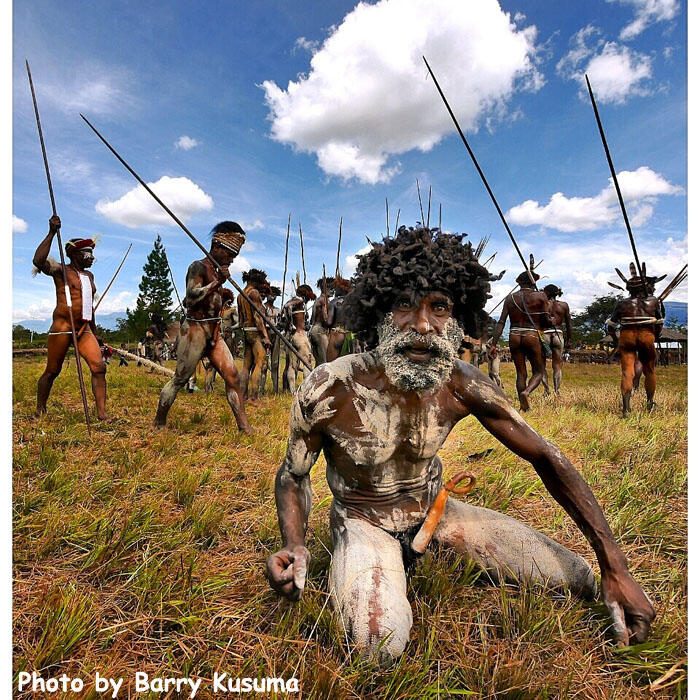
17,671 -> 300,696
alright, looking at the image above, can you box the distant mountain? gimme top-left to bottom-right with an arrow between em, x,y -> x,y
13,310 -> 126,334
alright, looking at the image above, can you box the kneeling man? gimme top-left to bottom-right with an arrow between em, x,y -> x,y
266,226 -> 654,663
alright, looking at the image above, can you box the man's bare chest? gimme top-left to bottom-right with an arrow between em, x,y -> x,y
326,383 -> 454,466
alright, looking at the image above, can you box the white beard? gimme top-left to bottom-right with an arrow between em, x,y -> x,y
375,314 -> 463,392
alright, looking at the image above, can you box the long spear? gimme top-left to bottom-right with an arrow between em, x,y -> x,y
281,213 -> 291,308
94,243 -> 132,314
385,198 -> 390,237
423,56 -> 536,288
585,74 -> 648,295
298,221 -> 307,284
416,179 -> 425,227
427,185 -> 432,228
487,259 -> 544,315
659,264 -> 688,301
77,243 -> 133,338
27,60 -> 92,434
81,116 -> 312,371
166,257 -> 183,311
394,208 -> 401,236
335,217 -> 343,277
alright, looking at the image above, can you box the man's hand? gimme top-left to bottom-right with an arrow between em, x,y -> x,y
601,569 -> 655,646
488,344 -> 498,359
49,215 -> 61,233
266,545 -> 310,601
215,265 -> 229,286
262,336 -> 272,351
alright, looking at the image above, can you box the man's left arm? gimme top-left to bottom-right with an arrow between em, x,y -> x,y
563,302 -> 573,348
249,289 -> 271,346
463,372 -> 654,644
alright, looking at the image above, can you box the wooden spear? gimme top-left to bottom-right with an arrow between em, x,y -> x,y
281,213 -> 291,308
81,117 -> 312,370
335,217 -> 343,277
298,221 -> 307,284
423,56 -> 536,288
385,198 -> 390,237
427,185 -> 432,228
417,179 -> 425,227
27,60 -> 91,434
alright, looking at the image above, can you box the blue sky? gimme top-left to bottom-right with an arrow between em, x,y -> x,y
12,0 -> 687,325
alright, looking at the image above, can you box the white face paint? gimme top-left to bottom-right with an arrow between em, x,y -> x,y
375,313 -> 463,392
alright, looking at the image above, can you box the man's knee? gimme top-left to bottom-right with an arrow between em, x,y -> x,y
330,519 -> 413,663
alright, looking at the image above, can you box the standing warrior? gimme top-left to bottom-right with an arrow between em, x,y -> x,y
606,264 -> 665,416
543,284 -> 572,394
281,284 -> 316,392
259,286 -> 282,394
309,276 -> 333,366
266,226 -> 654,662
490,257 -> 552,411
154,221 -> 252,433
325,276 -> 353,362
237,269 -> 272,401
33,215 -> 108,420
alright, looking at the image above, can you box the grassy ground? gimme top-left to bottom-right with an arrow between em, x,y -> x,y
12,357 -> 686,699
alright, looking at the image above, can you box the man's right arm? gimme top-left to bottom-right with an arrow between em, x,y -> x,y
266,378 -> 327,600
489,301 -> 509,356
606,302 -> 622,346
184,261 -> 226,308
32,216 -> 62,275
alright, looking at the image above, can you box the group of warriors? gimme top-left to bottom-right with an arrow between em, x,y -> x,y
31,214 -> 667,663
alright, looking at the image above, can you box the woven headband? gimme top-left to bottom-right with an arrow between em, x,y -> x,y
212,230 -> 245,254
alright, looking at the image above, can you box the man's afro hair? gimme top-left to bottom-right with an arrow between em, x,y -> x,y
344,226 -> 495,348
241,268 -> 267,285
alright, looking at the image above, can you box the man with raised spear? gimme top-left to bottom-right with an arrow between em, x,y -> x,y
154,222 -> 253,432
33,217 -> 110,421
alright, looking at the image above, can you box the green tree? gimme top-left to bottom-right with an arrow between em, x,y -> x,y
665,315 -> 687,334
117,235 -> 174,339
570,293 -> 623,345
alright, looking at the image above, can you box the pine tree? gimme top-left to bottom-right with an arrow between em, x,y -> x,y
119,235 -> 175,338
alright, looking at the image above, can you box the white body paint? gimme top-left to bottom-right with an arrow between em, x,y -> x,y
283,352 -> 596,663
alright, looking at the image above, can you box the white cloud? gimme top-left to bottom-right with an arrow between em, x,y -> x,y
13,215 -> 28,233
262,0 -> 542,184
607,0 -> 680,40
175,135 -> 200,151
13,298 -> 56,322
94,290 -> 138,314
230,255 -> 252,274
344,244 -> 372,276
294,37 -> 320,53
507,166 -> 683,232
487,233 -> 686,313
40,63 -> 136,117
95,176 -> 214,228
557,31 -> 652,103
241,219 -> 264,231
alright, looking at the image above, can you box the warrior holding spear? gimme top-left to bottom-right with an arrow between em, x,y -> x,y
266,227 -> 654,662
237,269 -> 272,401
606,264 -> 666,416
490,257 -> 553,411
309,274 -> 333,366
154,222 -> 253,433
33,218 -> 109,421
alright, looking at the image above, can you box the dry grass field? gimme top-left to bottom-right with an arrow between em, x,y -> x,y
12,356 -> 687,699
